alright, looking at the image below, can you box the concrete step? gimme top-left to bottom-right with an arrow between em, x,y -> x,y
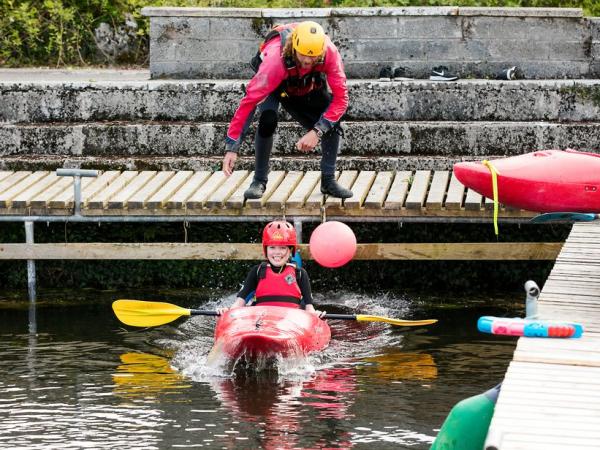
3,77 -> 600,123
2,120 -> 599,158
0,154 -> 488,172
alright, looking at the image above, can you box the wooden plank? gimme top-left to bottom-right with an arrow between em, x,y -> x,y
266,171 -> 303,208
108,171 -> 157,209
384,170 -> 411,210
285,171 -> 320,208
48,177 -> 97,209
324,170 -> 358,207
425,170 -> 450,210
0,171 -> 32,196
187,171 -> 228,209
464,187 -> 483,211
350,242 -> 561,260
364,171 -> 394,209
0,172 -> 49,208
405,170 -> 431,209
146,171 -> 194,209
305,172 -> 338,209
166,171 -> 212,209
0,241 -> 563,261
345,171 -> 377,209
127,171 -> 175,209
87,171 -> 139,209
77,171 -> 121,208
444,172 -> 465,210
205,170 -> 250,208
11,173 -> 62,209
0,171 -> 13,184
225,172 -> 256,209
29,176 -> 73,208
246,171 -> 286,208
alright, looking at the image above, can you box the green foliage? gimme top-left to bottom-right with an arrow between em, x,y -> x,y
1,0 -> 598,67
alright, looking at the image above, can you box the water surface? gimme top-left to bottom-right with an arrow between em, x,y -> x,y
0,289 -> 519,449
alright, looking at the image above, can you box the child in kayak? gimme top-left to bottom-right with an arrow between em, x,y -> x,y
218,220 -> 325,317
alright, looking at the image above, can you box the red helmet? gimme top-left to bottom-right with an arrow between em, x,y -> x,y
262,220 -> 297,255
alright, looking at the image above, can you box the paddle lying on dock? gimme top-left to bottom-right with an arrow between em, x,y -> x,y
530,212 -> 599,223
112,300 -> 438,328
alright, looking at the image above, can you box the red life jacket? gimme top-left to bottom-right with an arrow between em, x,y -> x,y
250,25 -> 326,97
254,263 -> 302,308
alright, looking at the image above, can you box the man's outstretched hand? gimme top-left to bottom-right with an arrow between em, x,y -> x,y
223,151 -> 238,176
296,130 -> 319,153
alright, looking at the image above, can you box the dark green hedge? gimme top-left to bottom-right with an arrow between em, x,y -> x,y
1,0 -> 598,67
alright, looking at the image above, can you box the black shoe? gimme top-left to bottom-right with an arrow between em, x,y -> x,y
392,66 -> 413,81
244,180 -> 266,199
496,66 -> 518,80
378,66 -> 393,81
321,179 -> 353,199
430,66 -> 459,81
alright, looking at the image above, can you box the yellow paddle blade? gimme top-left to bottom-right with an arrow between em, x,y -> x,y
112,300 -> 191,327
355,315 -> 438,327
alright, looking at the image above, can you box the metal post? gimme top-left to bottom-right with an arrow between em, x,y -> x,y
56,168 -> 98,216
293,219 -> 303,244
25,221 -> 37,334
524,280 -> 540,318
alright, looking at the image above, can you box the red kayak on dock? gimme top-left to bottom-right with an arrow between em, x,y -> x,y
211,306 -> 331,362
453,149 -> 600,213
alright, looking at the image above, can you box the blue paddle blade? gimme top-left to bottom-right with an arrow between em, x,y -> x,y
530,212 -> 598,223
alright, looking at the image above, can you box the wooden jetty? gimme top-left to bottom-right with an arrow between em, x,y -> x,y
0,169 -> 533,218
0,169 -> 562,262
485,222 -> 600,450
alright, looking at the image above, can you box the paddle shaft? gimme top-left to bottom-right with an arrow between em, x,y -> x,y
190,309 -> 219,317
189,311 -> 359,320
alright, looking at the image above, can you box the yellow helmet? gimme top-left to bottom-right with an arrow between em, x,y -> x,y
292,21 -> 326,57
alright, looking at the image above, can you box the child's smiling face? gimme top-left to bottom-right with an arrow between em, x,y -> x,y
266,245 -> 291,267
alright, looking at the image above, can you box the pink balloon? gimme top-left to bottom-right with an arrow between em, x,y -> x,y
309,221 -> 357,268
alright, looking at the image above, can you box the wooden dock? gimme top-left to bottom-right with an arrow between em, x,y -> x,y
486,222 -> 600,450
0,169 -> 533,218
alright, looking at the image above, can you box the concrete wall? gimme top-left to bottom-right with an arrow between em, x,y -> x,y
142,7 -> 600,80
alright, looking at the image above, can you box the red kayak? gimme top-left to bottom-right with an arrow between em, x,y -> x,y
453,149 -> 600,213
211,306 -> 331,362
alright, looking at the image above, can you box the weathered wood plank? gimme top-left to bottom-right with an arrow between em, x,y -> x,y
0,242 -> 562,260
464,188 -> 483,211
0,171 -> 32,196
345,171 -> 377,209
146,171 -> 195,209
87,171 -> 139,209
305,172 -> 338,209
186,171 -> 227,209
266,171 -> 303,209
0,172 -> 49,208
127,171 -> 175,209
11,173 -> 62,209
384,170 -> 411,210
29,176 -> 73,208
0,171 -> 13,184
166,171 -> 212,209
48,176 -> 97,209
364,171 -> 393,209
225,171 -> 255,209
444,172 -> 465,210
405,170 -> 430,209
286,171 -> 320,208
246,171 -> 286,209
425,170 -> 449,210
108,171 -> 157,209
324,170 -> 358,207
205,170 -> 249,208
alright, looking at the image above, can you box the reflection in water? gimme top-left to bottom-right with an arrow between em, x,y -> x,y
0,290 -> 519,449
113,352 -> 192,399
210,367 -> 357,449
360,351 -> 438,381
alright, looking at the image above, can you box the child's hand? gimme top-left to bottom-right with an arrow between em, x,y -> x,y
313,309 -> 326,319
